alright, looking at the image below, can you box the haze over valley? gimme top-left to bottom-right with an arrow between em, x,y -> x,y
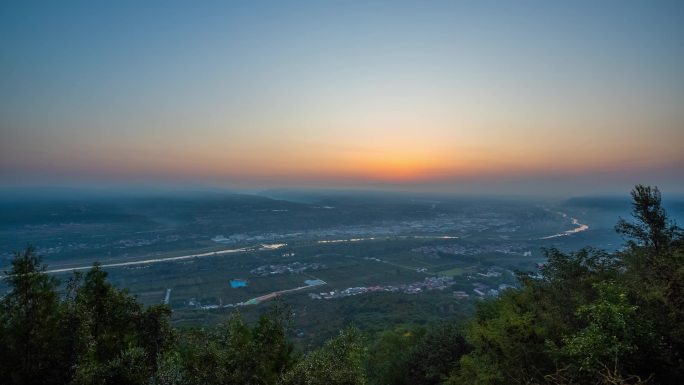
3,189 -> 682,345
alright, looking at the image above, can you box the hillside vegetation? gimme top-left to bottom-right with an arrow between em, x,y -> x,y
1,185 -> 682,385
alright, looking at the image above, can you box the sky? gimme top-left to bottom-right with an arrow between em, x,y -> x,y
1,0 -> 683,196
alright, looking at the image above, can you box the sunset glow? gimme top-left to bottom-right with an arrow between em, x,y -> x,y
1,1 -> 682,194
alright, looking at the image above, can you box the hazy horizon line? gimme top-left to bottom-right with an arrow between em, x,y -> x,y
1,182 -> 683,202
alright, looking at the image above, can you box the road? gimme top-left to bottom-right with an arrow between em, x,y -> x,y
41,243 -> 287,274
163,288 -> 172,304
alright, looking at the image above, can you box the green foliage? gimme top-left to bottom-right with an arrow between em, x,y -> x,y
615,185 -> 680,254
0,246 -> 64,385
170,303 -> 297,385
281,327 -> 367,385
450,247 -> 619,385
403,322 -> 470,385
559,282 -> 639,374
70,265 -> 175,385
154,351 -> 190,385
366,326 -> 426,385
364,322 -> 469,385
455,289 -> 549,384
74,346 -> 151,385
614,186 -> 684,382
0,251 -> 175,385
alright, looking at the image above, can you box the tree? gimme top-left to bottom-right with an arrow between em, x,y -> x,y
404,323 -> 470,385
366,326 -> 426,385
138,304 -> 175,371
177,303 -> 297,385
452,247 -> 622,385
559,282 -> 640,377
71,264 -> 174,385
614,186 -> 684,384
0,246 -> 63,385
615,185 -> 681,254
281,327 -> 367,385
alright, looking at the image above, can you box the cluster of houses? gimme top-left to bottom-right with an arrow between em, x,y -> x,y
413,242 -> 530,257
250,262 -> 325,276
468,282 -> 516,298
210,209 -> 522,248
308,276 -> 456,300
475,268 -> 502,278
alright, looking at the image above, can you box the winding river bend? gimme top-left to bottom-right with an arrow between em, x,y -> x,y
539,209 -> 589,240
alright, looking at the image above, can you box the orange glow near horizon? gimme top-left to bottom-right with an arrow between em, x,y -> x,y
24,130 -> 677,188
3,135 -> 682,193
